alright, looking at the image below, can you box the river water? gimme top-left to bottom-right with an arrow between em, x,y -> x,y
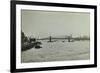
21,41 -> 90,63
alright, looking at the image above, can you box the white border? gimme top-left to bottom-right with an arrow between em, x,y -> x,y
16,4 -> 94,69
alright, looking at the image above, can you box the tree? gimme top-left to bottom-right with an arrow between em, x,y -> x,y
21,31 -> 28,43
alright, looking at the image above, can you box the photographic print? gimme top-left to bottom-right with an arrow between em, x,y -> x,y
11,1 -> 97,72
21,10 -> 90,63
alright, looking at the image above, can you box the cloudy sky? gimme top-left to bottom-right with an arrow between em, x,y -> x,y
21,10 -> 90,38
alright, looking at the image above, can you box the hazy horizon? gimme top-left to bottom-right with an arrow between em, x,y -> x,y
21,10 -> 90,38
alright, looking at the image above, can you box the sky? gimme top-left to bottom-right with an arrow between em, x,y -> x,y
21,10 -> 90,38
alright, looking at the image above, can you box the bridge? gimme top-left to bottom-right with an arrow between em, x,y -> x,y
36,35 -> 74,42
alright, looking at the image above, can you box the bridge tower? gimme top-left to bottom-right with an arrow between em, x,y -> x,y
68,34 -> 72,42
49,36 -> 52,42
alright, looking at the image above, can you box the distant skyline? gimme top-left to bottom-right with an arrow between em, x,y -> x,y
21,10 -> 90,38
